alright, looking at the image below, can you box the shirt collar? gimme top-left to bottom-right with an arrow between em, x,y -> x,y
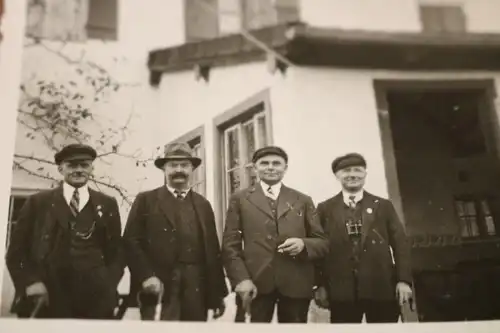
165,184 -> 190,197
342,189 -> 364,205
260,181 -> 282,195
63,182 -> 89,195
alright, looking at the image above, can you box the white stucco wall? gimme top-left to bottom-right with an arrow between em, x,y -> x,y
300,0 -> 500,33
156,63 -> 500,215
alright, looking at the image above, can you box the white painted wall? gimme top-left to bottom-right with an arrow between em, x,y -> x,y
156,63 -> 500,216
300,0 -> 500,33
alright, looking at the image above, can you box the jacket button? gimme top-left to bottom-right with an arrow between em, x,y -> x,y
267,235 -> 272,240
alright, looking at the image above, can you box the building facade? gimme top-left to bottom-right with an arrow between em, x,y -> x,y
147,0 -> 500,322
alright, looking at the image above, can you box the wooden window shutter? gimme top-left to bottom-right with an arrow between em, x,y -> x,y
184,0 -> 218,42
25,0 -> 89,42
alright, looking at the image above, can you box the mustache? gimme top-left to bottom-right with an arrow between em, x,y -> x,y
169,172 -> 188,179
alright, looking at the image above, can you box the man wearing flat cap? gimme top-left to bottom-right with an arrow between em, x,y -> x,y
123,142 -> 227,321
6,144 -> 125,319
313,153 -> 412,323
222,145 -> 328,323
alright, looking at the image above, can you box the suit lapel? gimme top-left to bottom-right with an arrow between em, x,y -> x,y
361,192 -> 379,247
157,186 -> 178,228
189,191 -> 208,243
88,189 -> 102,223
247,185 -> 274,218
276,185 -> 299,219
51,186 -> 71,230
330,193 -> 350,244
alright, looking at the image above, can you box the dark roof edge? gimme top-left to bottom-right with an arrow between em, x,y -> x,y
147,23 -> 500,76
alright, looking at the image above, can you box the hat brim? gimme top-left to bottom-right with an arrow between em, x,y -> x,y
154,156 -> 202,169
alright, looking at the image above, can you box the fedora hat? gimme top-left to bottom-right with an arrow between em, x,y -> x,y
154,142 -> 202,169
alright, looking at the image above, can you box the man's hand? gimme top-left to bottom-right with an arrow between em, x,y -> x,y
142,276 -> 163,294
396,282 -> 413,307
235,279 -> 257,313
314,286 -> 329,309
277,238 -> 305,256
212,299 -> 226,319
26,282 -> 49,304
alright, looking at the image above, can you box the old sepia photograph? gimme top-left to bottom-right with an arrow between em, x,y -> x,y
1,0 -> 500,328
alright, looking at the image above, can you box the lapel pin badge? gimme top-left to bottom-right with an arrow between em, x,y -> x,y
367,208 -> 373,214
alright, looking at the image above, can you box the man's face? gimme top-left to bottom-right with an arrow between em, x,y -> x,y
164,159 -> 193,189
253,154 -> 287,185
335,166 -> 367,192
58,159 -> 94,188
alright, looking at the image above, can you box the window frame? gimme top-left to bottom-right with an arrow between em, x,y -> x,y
213,89 -> 273,230
6,189 -> 39,250
167,125 -> 206,196
454,195 -> 498,240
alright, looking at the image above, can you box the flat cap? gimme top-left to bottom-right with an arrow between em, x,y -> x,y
331,153 -> 366,173
54,143 -> 97,165
252,146 -> 288,164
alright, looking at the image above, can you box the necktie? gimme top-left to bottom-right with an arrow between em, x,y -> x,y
348,195 -> 356,209
267,186 -> 274,199
174,190 -> 185,200
69,189 -> 79,217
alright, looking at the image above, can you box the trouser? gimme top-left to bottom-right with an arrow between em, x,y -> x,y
140,264 -> 208,322
249,290 -> 310,323
329,299 -> 400,323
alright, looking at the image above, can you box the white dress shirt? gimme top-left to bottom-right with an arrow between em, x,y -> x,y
260,181 -> 282,200
342,189 -> 364,207
63,182 -> 90,212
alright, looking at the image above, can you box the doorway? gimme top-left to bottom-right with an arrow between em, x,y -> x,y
374,79 -> 500,321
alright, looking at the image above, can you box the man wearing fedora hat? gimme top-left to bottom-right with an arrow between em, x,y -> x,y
222,146 -> 328,323
313,153 -> 412,323
123,142 -> 228,321
6,143 -> 125,319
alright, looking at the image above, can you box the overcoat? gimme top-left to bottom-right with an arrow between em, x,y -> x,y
6,186 -> 125,317
316,192 -> 412,301
123,186 -> 228,310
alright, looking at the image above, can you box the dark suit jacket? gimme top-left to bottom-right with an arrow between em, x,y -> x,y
222,184 -> 329,299
123,186 -> 228,309
316,191 -> 412,302
6,186 -> 125,315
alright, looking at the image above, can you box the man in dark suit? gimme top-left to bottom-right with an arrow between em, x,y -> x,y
222,146 -> 329,323
314,153 -> 413,323
123,142 -> 228,321
6,144 -> 125,319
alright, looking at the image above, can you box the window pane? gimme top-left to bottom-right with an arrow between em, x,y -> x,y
469,217 -> 479,236
455,200 -> 465,217
257,115 -> 267,148
459,217 -> 470,237
226,128 -> 240,169
485,216 -> 496,235
243,121 -> 255,163
245,165 -> 258,186
480,200 -> 491,215
227,169 -> 241,195
465,201 -> 476,215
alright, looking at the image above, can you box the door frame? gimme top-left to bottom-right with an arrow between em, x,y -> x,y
372,79 -> 499,227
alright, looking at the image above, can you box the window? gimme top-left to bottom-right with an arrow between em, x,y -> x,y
5,196 -> 29,249
86,0 -> 118,40
189,137 -> 206,196
455,197 -> 497,239
167,126 -> 206,196
223,104 -> 269,203
419,5 -> 467,34
184,0 -> 300,41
